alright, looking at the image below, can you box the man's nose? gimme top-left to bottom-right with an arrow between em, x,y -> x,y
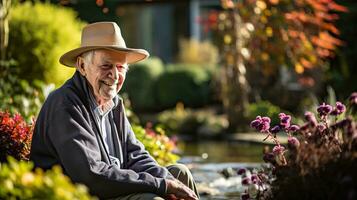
109,66 -> 119,80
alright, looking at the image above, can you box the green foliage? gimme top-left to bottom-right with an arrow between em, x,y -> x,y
156,64 -> 212,108
177,38 -> 219,71
122,57 -> 164,111
157,103 -> 228,136
0,157 -> 96,200
0,60 -> 51,121
132,124 -> 179,166
8,1 -> 85,86
248,101 -> 283,126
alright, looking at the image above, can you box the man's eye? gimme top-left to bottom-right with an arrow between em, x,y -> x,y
101,64 -> 112,69
116,65 -> 128,71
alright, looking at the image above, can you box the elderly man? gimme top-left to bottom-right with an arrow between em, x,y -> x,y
30,22 -> 199,200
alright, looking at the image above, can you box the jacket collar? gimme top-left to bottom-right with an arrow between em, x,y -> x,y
70,70 -> 121,110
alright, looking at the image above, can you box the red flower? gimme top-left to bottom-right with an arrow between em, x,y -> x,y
0,111 -> 33,161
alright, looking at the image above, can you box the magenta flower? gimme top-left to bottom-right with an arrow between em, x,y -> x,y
317,103 -> 333,117
242,177 -> 251,185
288,125 -> 300,132
258,122 -> 270,132
304,111 -> 317,127
331,101 -> 346,115
279,113 -> 291,129
317,124 -> 326,132
288,137 -> 300,149
251,174 -> 260,184
250,116 -> 261,129
263,152 -> 275,163
237,168 -> 246,175
250,116 -> 271,133
349,92 -> 357,105
272,145 -> 285,155
270,125 -> 281,134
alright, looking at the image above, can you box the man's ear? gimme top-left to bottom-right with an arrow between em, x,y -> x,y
76,57 -> 86,76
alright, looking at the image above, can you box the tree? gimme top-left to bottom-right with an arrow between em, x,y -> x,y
206,0 -> 347,130
0,0 -> 12,61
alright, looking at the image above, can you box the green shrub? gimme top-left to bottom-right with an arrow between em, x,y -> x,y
0,157 -> 95,200
157,103 -> 228,136
132,124 -> 179,166
248,101 -> 285,126
156,64 -> 212,108
177,38 -> 219,72
122,57 -> 164,111
0,60 -> 51,120
8,1 -> 85,86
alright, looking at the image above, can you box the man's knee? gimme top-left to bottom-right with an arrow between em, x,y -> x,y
167,163 -> 192,179
114,193 -> 164,200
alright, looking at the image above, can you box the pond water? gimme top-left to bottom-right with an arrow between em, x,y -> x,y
178,140 -> 266,163
176,140 -> 268,199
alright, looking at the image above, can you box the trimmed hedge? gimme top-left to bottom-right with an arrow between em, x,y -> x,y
122,57 -> 164,111
156,63 -> 212,108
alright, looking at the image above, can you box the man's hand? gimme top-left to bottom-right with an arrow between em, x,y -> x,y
165,179 -> 198,200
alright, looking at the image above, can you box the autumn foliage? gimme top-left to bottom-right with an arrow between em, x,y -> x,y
213,0 -> 347,77
0,111 -> 33,162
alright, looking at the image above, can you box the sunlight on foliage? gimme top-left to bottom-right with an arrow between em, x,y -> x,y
9,1 -> 85,86
0,157 -> 96,200
132,124 -> 179,166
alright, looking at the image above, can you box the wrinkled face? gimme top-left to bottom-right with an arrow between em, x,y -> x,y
77,49 -> 128,105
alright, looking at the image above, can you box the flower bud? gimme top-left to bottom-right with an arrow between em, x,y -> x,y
280,115 -> 291,129
317,103 -> 333,116
317,124 -> 326,133
250,119 -> 260,129
304,111 -> 317,127
336,101 -> 346,113
270,125 -> 281,134
258,121 -> 270,133
349,92 -> 357,105
288,125 -> 300,132
272,145 -> 285,155
263,153 -> 275,163
237,168 -> 246,175
288,136 -> 300,149
242,177 -> 251,185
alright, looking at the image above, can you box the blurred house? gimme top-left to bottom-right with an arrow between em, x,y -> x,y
55,0 -> 220,63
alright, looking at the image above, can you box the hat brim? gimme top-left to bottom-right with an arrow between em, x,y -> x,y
59,46 -> 149,67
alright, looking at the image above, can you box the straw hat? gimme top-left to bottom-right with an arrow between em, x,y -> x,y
59,22 -> 149,67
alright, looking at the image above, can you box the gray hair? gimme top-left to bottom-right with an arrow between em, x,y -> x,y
81,50 -> 95,65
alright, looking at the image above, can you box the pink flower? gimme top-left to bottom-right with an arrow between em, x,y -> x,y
317,103 -> 333,117
270,125 -> 281,134
288,137 -> 300,149
279,113 -> 291,129
263,152 -> 275,163
250,116 -> 271,133
317,124 -> 326,132
304,111 -> 317,127
272,145 -> 285,155
288,125 -> 300,132
349,92 -> 357,105
242,177 -> 251,185
237,168 -> 246,175
331,102 -> 346,115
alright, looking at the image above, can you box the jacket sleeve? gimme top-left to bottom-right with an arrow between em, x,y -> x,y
124,116 -> 175,180
46,105 -> 167,199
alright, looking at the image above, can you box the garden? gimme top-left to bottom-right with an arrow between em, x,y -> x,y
0,0 -> 356,199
